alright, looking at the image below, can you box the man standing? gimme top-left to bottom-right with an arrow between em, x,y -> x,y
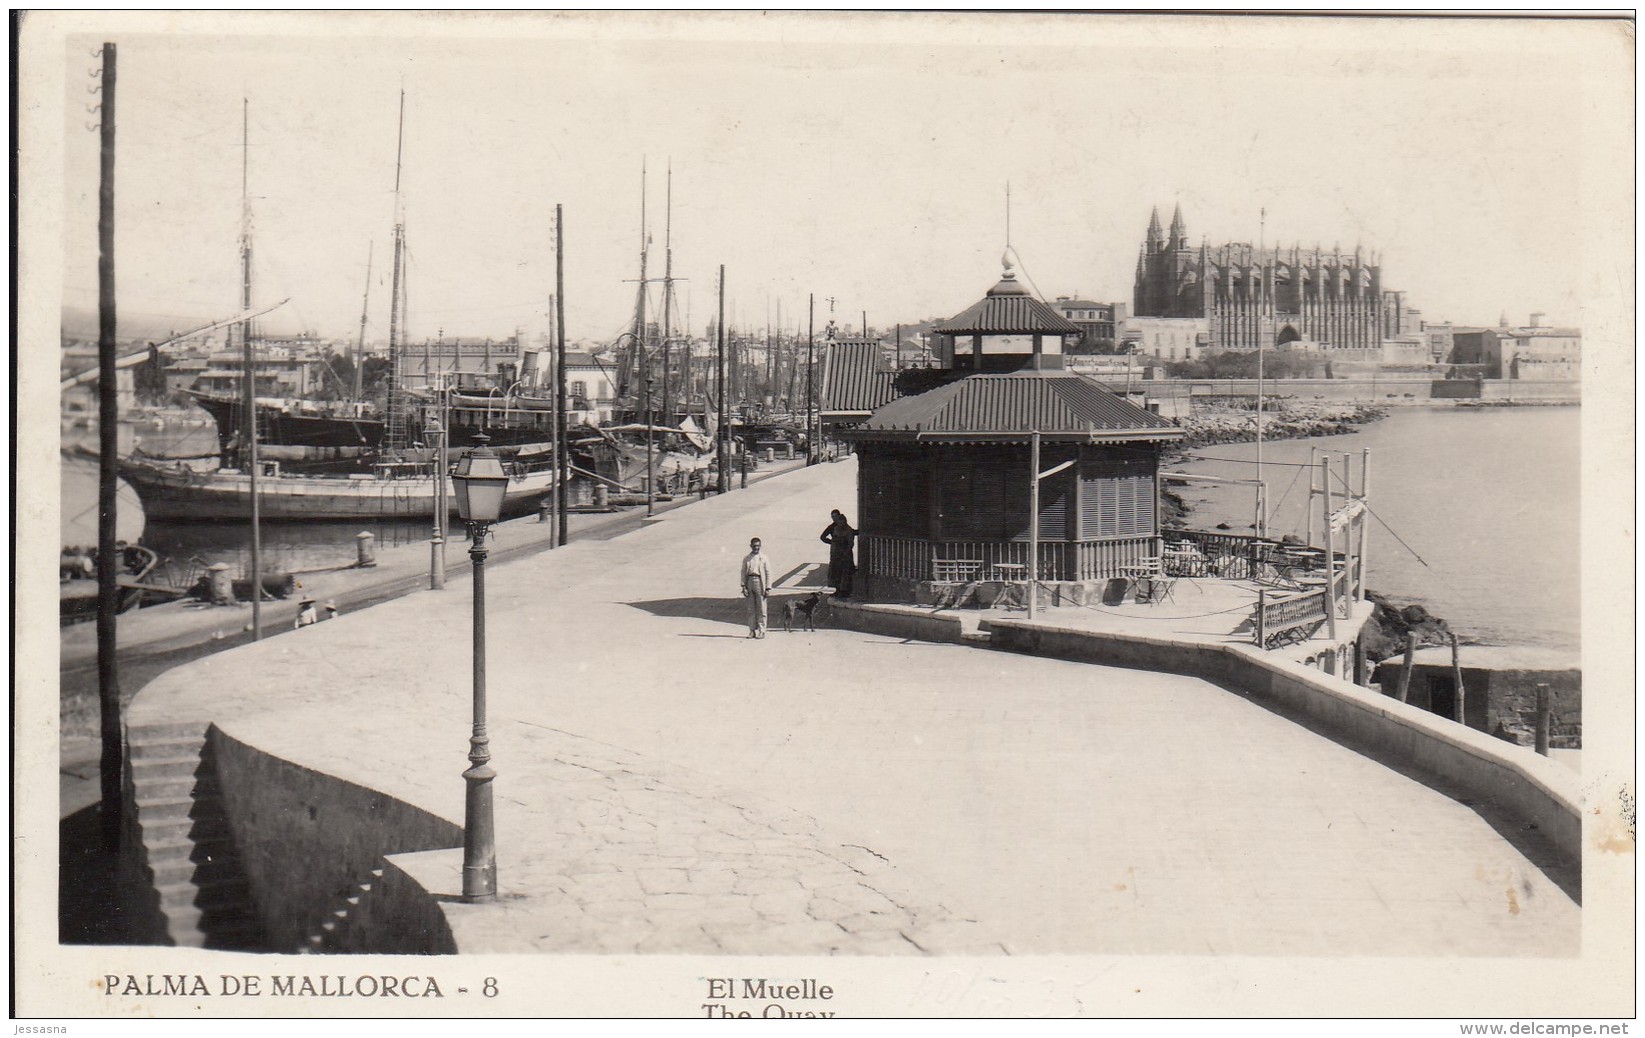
820,509 -> 857,599
740,537 -> 772,639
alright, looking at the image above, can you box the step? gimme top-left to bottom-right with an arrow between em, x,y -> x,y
127,721 -> 211,742
156,874 -> 254,907
162,900 -> 263,937
129,739 -> 203,761
171,915 -> 267,952
135,794 -> 230,823
136,815 -> 233,845
141,831 -> 237,862
148,854 -> 245,887
140,774 -> 219,800
129,756 -> 205,780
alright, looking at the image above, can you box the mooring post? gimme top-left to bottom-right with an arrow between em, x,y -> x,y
356,531 -> 377,568
1535,683 -> 1552,756
207,562 -> 233,606
1396,632 -> 1416,704
1451,632 -> 1466,725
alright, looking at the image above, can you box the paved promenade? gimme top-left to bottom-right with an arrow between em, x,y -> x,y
133,457 -> 1579,956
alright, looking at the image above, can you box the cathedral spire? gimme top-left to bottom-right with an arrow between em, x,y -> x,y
1168,202 -> 1185,247
1146,206 -> 1164,247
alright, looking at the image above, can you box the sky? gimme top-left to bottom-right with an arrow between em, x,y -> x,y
44,11 -> 1631,346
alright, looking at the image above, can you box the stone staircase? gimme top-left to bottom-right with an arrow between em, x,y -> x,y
300,867 -> 384,954
126,722 -> 268,951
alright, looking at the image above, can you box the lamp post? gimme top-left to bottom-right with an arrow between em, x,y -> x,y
450,432 -> 508,903
645,376 -> 656,517
426,414 -> 446,590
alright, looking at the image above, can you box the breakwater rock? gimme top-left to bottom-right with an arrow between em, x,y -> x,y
1179,403 -> 1387,448
1359,591 -> 1457,663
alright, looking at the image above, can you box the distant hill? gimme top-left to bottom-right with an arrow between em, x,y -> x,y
60,303 -> 310,344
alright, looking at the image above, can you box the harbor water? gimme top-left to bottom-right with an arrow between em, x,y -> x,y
67,418 -> 447,579
1174,405 -> 1581,652
76,407 -> 1582,652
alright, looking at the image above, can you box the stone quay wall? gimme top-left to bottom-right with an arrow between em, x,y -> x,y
208,727 -> 463,954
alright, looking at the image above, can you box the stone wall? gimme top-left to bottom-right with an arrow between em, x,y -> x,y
208,727 -> 463,953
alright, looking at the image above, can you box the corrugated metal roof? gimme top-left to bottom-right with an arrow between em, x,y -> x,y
821,341 -> 899,414
844,371 -> 1182,441
934,294 -> 1083,335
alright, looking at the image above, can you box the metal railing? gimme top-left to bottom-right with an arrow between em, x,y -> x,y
864,534 -> 1159,583
1254,565 -> 1357,648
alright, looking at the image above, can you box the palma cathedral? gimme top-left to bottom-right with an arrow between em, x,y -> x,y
1132,204 -> 1388,352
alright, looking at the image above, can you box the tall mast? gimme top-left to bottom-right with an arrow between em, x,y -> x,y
353,241 -> 373,402
660,161 -> 675,425
239,97 -> 263,640
385,89 -> 408,451
630,160 -> 649,421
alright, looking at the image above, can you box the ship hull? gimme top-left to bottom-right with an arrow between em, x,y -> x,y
119,459 -> 556,522
189,390 -> 569,452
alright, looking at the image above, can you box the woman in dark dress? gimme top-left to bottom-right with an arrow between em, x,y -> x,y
820,509 -> 857,598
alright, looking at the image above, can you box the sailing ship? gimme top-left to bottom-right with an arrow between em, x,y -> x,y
122,92 -> 559,524
117,455 -> 555,522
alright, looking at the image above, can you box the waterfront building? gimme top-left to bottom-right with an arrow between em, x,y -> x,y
1117,314 -> 1207,362
1450,316 -> 1581,380
1052,297 -> 1121,352
559,351 -> 621,423
396,335 -> 524,392
819,340 -> 898,440
1132,204 -> 1389,353
839,257 -> 1184,603
191,346 -> 322,398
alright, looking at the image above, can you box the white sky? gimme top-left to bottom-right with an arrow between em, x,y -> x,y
43,11 -> 1632,344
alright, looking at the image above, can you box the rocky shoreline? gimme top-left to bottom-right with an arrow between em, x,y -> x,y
1177,400 -> 1389,449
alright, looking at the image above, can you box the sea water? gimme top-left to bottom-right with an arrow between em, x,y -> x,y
1172,405 -> 1581,652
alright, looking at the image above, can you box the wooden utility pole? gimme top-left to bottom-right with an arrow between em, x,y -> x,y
1306,446 -> 1317,547
95,41 -> 122,851
661,166 -> 675,426
1357,448 -> 1371,601
240,98 -> 263,642
807,294 -> 816,464
1028,432 -> 1040,619
1321,455 -> 1337,642
555,204 -> 568,547
717,265 -> 727,494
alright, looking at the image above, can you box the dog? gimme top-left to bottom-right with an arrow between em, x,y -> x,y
782,592 -> 826,633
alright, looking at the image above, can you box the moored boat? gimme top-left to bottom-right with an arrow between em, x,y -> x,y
118,456 -> 556,522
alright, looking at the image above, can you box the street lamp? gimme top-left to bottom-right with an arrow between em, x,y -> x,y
450,432 -> 509,903
425,413 -> 446,591
644,376 -> 656,517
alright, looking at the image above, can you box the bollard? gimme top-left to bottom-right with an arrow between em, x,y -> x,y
1396,633 -> 1416,703
356,531 -> 377,568
206,562 -> 234,606
594,485 -> 609,508
1535,683 -> 1552,755
765,447 -> 775,464
537,496 -> 550,523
